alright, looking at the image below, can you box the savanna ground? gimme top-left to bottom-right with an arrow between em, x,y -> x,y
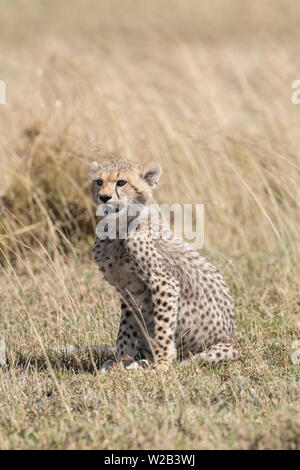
0,0 -> 299,450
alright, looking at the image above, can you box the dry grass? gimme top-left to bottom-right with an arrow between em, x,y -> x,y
0,0 -> 299,449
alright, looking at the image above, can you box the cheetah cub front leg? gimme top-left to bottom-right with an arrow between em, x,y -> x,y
127,235 -> 180,368
101,301 -> 138,373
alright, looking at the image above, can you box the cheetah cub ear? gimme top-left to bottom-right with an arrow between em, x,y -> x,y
143,163 -> 162,188
90,161 -> 102,175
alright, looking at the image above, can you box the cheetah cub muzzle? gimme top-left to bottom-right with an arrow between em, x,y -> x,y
90,158 -> 238,372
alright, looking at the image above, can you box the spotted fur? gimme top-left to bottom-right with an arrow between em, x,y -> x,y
90,158 -> 238,370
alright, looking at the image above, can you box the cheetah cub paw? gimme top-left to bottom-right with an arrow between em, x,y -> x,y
100,358 -> 150,373
125,359 -> 150,370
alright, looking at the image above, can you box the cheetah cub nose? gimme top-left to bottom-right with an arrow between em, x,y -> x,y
99,194 -> 112,203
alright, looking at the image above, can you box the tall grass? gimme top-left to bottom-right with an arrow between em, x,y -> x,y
0,0 -> 299,449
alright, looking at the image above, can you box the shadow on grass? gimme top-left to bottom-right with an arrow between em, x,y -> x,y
5,345 -> 117,374
1,345 -> 231,374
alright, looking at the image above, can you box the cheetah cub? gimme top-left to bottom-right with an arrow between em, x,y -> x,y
91,158 -> 238,371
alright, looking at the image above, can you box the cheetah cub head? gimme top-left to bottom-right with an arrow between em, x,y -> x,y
90,158 -> 162,215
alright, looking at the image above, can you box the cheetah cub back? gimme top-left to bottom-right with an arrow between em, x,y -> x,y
90,158 -> 238,371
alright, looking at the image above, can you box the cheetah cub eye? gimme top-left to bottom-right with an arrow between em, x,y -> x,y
96,179 -> 103,187
116,180 -> 127,187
